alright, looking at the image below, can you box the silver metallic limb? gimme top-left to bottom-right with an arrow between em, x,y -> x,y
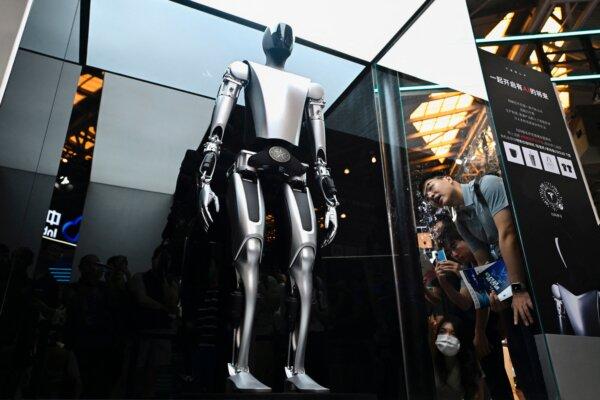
322,205 -> 338,248
198,62 -> 248,231
306,83 -> 339,247
225,152 -> 269,392
282,182 -> 328,392
314,159 -> 339,247
307,82 -> 327,160
199,184 -> 220,232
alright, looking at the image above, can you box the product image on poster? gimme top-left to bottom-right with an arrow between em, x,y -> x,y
479,49 -> 600,337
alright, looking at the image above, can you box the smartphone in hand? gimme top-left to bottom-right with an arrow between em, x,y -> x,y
436,249 -> 447,263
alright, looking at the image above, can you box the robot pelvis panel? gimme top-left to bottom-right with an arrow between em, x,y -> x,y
227,171 -> 265,262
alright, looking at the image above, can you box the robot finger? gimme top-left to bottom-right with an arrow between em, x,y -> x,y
327,228 -> 337,245
330,226 -> 338,242
321,231 -> 333,248
200,207 -> 211,231
213,195 -> 220,213
204,206 -> 214,226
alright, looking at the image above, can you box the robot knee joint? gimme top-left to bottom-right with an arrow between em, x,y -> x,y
238,237 -> 262,264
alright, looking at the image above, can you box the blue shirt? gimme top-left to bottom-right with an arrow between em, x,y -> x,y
455,175 -> 509,259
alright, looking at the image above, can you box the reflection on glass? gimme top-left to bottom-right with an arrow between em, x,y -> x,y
37,68 -> 104,282
20,0 -> 80,61
402,86 -> 497,229
87,0 -> 363,108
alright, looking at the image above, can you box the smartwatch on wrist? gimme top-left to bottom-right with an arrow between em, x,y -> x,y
511,282 -> 526,293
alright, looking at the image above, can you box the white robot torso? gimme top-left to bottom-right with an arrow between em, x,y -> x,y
245,61 -> 311,146
228,61 -> 324,149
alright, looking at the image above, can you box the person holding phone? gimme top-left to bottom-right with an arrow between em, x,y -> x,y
435,226 -> 513,400
421,174 -> 546,399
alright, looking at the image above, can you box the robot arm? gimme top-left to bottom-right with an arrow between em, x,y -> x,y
306,83 -> 339,247
198,61 -> 248,231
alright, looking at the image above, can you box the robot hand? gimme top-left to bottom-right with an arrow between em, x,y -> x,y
199,183 -> 220,232
321,204 -> 338,247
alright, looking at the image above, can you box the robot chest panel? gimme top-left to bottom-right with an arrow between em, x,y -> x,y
247,62 -> 311,146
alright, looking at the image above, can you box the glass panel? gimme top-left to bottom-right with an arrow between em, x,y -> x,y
3,7 -> 430,397
87,0 -> 363,108
20,0 -> 80,62
377,0 -> 488,101
184,0 -> 428,61
0,50 -> 81,258
0,49 -> 83,397
374,66 -> 553,399
61,67 -> 410,398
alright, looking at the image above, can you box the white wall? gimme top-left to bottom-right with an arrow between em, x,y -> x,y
0,0 -> 32,104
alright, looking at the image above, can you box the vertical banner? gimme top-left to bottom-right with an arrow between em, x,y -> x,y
479,49 -> 600,337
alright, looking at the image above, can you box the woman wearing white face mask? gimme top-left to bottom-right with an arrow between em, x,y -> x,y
432,316 -> 484,400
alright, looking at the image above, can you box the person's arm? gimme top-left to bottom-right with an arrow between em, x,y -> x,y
435,261 -> 473,311
494,209 -> 534,326
474,376 -> 485,400
424,285 -> 442,306
473,308 -> 491,359
472,249 -> 490,266
129,274 -> 171,313
162,279 -> 180,315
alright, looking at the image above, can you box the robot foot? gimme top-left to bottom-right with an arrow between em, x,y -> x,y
226,365 -> 271,393
284,370 -> 329,393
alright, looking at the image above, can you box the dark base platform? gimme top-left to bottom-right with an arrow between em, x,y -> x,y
178,393 -> 377,399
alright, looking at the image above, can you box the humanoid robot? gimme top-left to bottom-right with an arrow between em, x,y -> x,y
197,23 -> 339,392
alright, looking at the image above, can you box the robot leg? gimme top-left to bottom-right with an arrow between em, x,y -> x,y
225,157 -> 270,392
281,181 -> 328,392
551,284 -> 571,335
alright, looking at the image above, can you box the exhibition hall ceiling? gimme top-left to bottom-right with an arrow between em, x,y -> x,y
190,0 -> 430,62
87,0 -> 364,109
191,0 -> 488,100
21,0 -> 489,105
379,0 -> 488,101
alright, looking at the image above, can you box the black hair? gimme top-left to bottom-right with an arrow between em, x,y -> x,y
437,223 -> 463,250
107,255 -> 126,266
433,315 -> 481,399
78,254 -> 98,270
418,174 -> 447,195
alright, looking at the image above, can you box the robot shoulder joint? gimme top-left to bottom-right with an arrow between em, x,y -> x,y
308,82 -> 325,101
228,61 -> 250,82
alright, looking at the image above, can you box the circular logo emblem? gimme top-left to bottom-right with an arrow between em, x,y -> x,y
539,181 -> 564,211
268,146 -> 291,163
